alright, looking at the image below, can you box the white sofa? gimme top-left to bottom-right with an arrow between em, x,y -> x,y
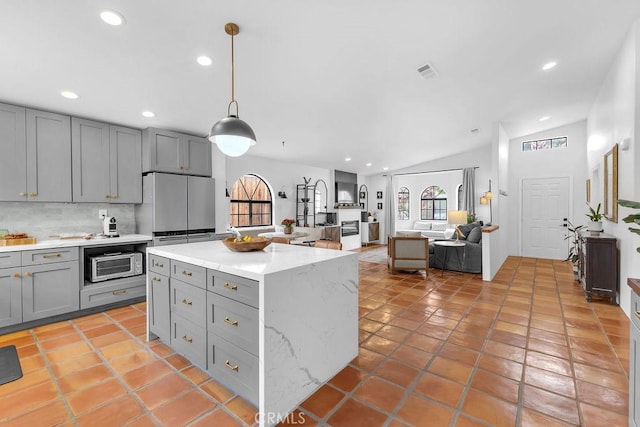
396,220 -> 455,240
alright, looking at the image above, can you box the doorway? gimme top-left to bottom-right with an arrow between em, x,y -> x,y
521,177 -> 570,260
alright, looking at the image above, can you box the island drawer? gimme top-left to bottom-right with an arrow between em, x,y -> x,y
208,271 -> 258,309
149,254 -> 170,276
207,332 -> 258,406
0,252 -> 21,269
207,292 -> 258,356
171,279 -> 206,325
172,315 -> 206,368
22,247 -> 78,266
172,260 -> 206,289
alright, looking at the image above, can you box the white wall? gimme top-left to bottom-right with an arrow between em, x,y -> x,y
587,21 -> 640,316
507,120 -> 588,256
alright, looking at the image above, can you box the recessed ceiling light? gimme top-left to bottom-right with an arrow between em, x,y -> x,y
470,128 -> 479,134
383,167 -> 389,171
100,9 -> 126,26
197,56 -> 212,66
542,61 -> 557,71
345,157 -> 351,162
539,116 -> 550,121
60,90 -> 79,99
366,163 -> 372,167
142,111 -> 155,118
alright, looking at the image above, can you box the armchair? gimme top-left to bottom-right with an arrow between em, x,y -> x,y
387,235 -> 429,275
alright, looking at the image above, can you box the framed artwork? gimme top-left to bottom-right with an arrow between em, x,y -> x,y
376,191 -> 383,199
604,144 -> 618,222
377,202 -> 383,210
586,179 -> 591,203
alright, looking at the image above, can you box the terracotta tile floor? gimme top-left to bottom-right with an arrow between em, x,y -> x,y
0,249 -> 631,426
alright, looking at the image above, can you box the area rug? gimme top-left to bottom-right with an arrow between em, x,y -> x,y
358,246 -> 388,264
0,345 -> 23,385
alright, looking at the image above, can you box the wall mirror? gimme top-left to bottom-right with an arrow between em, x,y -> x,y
603,144 -> 618,223
314,179 -> 328,214
359,184 -> 368,212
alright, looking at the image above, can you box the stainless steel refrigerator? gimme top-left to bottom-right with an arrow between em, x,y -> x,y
136,172 -> 219,246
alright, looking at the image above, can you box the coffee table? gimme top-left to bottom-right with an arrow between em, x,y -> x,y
433,240 -> 465,276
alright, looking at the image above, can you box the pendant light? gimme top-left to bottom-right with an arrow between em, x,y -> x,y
209,23 -> 256,157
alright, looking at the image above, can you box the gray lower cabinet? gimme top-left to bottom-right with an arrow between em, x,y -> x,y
72,117 -> 142,203
0,267 -> 22,328
170,277 -> 207,368
149,254 -> 170,342
630,285 -> 640,426
0,104 -> 71,202
142,127 -> 211,176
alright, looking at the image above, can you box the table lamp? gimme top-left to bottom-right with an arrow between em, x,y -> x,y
448,210 -> 468,243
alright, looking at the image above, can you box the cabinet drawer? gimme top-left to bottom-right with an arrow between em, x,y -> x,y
632,289 -> 640,330
207,292 -> 258,356
171,260 -> 206,289
208,270 -> 258,309
0,252 -> 21,269
207,332 -> 258,406
172,315 -> 206,368
171,279 -> 206,325
80,279 -> 145,309
149,254 -> 170,276
22,247 -> 78,266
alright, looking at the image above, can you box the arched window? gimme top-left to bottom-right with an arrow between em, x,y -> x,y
229,174 -> 272,227
457,184 -> 463,211
397,187 -> 410,220
421,186 -> 447,220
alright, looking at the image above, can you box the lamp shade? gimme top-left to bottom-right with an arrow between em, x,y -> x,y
448,210 -> 468,225
485,190 -> 493,200
208,115 -> 257,157
480,195 -> 488,205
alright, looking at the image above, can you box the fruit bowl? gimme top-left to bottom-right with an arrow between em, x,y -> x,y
222,236 -> 271,252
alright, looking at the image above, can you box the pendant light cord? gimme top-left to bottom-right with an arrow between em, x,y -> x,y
227,28 -> 239,117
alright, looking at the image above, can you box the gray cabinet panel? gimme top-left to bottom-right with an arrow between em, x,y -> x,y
0,267 -> 22,328
143,128 -> 183,174
0,103 -> 27,201
149,273 -> 170,342
185,135 -> 211,177
26,109 -> 71,202
22,261 -> 80,322
81,279 -> 145,309
171,279 -> 207,325
172,315 -> 206,368
0,252 -> 21,269
207,292 -> 258,356
22,247 -> 78,266
149,254 -> 170,276
110,125 -> 142,203
71,118 -> 110,202
171,260 -> 206,289
207,332 -> 258,406
208,271 -> 258,309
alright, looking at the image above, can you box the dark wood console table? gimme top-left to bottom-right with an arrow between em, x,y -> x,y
577,230 -> 618,304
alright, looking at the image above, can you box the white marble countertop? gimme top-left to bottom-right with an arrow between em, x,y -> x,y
0,234 -> 152,253
148,240 -> 357,281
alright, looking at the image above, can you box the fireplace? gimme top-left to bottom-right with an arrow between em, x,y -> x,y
341,220 -> 359,237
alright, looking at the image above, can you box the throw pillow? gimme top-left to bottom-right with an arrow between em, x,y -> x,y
414,222 -> 432,231
467,226 -> 482,243
457,223 -> 475,238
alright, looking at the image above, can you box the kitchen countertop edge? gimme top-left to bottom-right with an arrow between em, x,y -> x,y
0,234 -> 152,253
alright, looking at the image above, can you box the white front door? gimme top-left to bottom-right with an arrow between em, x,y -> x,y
522,177 -> 570,260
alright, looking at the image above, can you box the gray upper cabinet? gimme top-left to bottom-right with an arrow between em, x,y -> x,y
0,104 -> 71,202
26,109 -> 72,202
72,118 -> 142,203
0,103 -> 27,201
142,127 -> 211,177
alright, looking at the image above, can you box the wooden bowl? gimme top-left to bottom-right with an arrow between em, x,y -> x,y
222,236 -> 271,252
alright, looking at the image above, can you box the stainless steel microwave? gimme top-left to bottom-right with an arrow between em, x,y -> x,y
86,252 -> 143,283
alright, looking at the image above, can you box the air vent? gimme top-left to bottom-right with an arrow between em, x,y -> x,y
417,63 -> 438,79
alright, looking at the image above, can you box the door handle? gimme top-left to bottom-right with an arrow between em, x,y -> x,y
562,224 -> 568,227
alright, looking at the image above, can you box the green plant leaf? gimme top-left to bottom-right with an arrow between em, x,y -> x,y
622,214 -> 640,223
629,227 -> 640,236
618,199 -> 640,209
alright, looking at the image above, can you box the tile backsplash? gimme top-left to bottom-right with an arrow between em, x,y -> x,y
0,202 -> 136,241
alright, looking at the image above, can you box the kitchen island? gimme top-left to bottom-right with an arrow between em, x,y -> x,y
146,240 -> 358,425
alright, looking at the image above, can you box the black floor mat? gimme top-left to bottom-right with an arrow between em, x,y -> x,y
0,345 -> 23,385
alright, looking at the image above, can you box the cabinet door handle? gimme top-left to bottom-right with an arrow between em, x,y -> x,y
13,273 -> 21,278
24,272 -> 32,277
154,262 -> 164,268
112,195 -> 119,199
19,192 -> 26,196
224,283 -> 238,291
182,270 -> 192,277
28,192 -> 37,197
43,253 -> 62,259
152,276 -> 161,281
180,166 -> 184,170
112,290 -> 127,295
224,360 -> 239,371
185,166 -> 190,171
182,335 -> 193,343
224,317 -> 239,326
181,299 -> 192,306
635,311 -> 640,321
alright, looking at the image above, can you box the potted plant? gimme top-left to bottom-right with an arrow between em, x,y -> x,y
586,203 -> 603,232
281,218 -> 296,234
564,219 -> 585,277
618,199 -> 640,253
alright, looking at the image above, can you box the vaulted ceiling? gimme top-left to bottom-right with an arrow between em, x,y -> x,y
1,1 -> 639,175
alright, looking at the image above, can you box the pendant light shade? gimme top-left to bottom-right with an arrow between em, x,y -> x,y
209,23 -> 256,157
